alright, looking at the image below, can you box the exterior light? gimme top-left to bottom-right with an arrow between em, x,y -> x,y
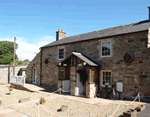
59,63 -> 61,66
83,62 -> 86,66
63,64 -> 67,66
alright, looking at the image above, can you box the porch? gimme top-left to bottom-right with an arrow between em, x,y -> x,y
57,52 -> 100,98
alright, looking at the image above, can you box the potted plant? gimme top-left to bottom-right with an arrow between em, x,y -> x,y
61,105 -> 68,112
39,97 -> 46,104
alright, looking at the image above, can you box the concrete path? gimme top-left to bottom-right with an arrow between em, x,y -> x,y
24,83 -> 146,106
24,83 -> 45,92
137,103 -> 150,117
0,107 -> 28,117
23,84 -> 116,104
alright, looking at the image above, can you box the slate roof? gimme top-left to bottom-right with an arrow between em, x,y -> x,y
20,68 -> 26,71
41,20 -> 150,48
73,52 -> 98,66
0,64 -> 10,68
60,52 -> 98,66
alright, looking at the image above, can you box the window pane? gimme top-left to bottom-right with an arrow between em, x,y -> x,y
59,67 -> 65,79
60,71 -> 64,77
103,81 -> 105,85
102,71 -> 111,86
59,49 -> 64,59
102,41 -> 111,56
102,51 -> 105,56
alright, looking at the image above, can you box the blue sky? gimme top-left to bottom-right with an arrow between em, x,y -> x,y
0,0 -> 149,60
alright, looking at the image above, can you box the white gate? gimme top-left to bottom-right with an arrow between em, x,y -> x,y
11,76 -> 25,86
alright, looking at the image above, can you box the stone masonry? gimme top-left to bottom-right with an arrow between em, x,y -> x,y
26,52 -> 41,85
26,30 -> 150,98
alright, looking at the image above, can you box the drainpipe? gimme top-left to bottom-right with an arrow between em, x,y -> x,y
97,65 -> 101,95
40,49 -> 43,85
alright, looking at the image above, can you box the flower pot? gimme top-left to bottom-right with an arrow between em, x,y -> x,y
61,106 -> 68,112
40,100 -> 45,104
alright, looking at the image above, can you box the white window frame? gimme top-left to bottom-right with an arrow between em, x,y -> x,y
101,40 -> 112,57
58,47 -> 65,60
101,70 -> 112,87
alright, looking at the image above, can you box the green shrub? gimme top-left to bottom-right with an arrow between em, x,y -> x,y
40,97 -> 46,104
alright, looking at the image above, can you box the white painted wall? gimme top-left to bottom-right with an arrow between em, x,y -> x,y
0,65 -> 27,81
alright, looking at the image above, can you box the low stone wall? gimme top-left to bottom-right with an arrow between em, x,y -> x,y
10,83 -> 33,92
123,104 -> 146,117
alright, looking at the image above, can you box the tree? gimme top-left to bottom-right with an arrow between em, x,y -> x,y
11,60 -> 23,66
0,41 -> 18,64
23,59 -> 30,62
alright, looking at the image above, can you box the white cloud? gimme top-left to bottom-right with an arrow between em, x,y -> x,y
0,36 -> 55,61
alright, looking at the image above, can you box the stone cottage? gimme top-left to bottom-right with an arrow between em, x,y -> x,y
26,7 -> 150,98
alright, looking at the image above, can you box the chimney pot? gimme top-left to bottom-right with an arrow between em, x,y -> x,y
56,29 -> 66,41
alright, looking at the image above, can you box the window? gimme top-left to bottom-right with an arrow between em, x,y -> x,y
101,71 -> 112,87
59,67 -> 65,79
101,41 -> 111,57
58,48 -> 64,59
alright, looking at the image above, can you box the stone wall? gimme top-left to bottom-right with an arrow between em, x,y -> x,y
26,52 -> 41,85
111,31 -> 150,98
70,66 -> 77,95
86,83 -> 96,98
27,30 -> 150,98
40,47 -> 58,89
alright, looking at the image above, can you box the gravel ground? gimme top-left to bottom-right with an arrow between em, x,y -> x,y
0,84 -> 140,117
11,97 -> 136,117
0,84 -> 48,107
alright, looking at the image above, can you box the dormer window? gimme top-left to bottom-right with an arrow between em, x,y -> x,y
58,48 -> 65,60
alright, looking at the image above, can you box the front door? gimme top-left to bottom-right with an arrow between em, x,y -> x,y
77,73 -> 84,95
33,68 -> 37,84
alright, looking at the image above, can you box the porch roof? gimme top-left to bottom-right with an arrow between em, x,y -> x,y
60,52 -> 99,67
72,52 -> 98,66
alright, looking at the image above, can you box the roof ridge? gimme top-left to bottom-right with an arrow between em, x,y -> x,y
41,20 -> 150,48
64,21 -> 140,39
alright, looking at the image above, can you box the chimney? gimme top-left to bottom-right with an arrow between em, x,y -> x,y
148,6 -> 150,20
56,29 -> 66,41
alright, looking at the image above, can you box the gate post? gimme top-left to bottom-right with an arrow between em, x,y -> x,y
8,66 -> 10,84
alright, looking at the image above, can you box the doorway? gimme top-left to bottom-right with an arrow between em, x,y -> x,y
77,73 -> 84,95
33,68 -> 37,84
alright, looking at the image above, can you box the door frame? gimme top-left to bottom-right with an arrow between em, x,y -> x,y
33,68 -> 37,84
